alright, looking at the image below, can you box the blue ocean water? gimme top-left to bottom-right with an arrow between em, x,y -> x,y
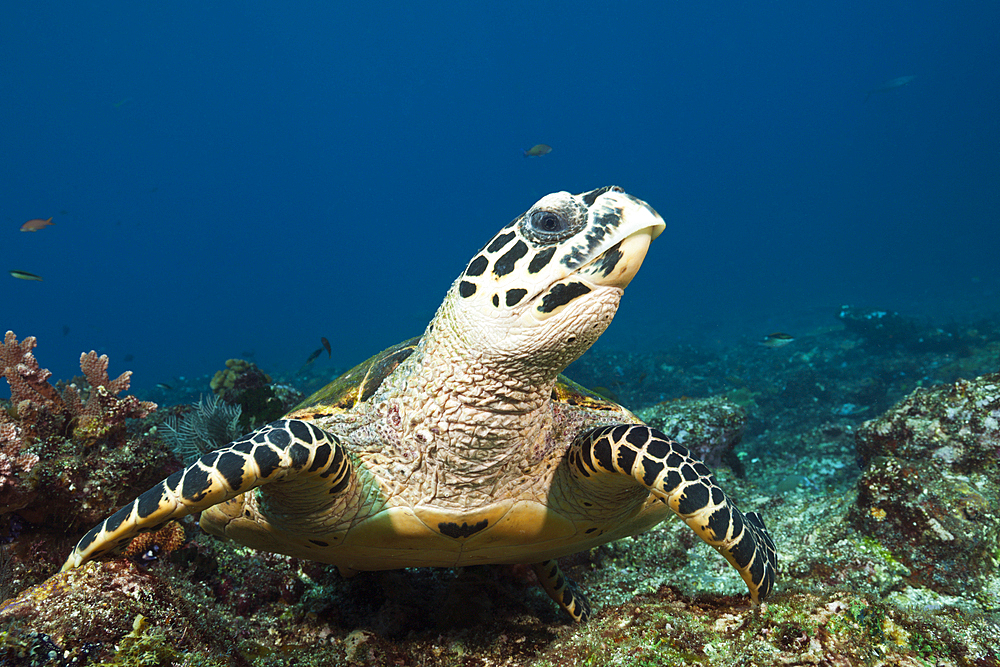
2,1 -> 998,395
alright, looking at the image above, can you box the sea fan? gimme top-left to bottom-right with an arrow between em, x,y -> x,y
161,394 -> 243,464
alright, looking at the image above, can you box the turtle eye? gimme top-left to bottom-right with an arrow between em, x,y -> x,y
529,211 -> 569,235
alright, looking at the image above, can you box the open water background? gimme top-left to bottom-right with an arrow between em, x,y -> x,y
2,1 -> 998,394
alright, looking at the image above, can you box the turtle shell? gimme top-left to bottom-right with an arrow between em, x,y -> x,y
286,336 -> 626,421
287,336 -> 421,420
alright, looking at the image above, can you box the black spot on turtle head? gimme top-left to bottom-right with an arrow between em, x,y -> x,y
231,440 -> 254,454
465,255 -> 488,277
537,282 -> 591,314
641,458 -> 664,487
615,446 -> 637,475
505,288 -> 527,307
459,281 -> 477,298
586,241 -> 624,279
329,469 -> 352,495
706,505 -> 732,542
289,443 -> 310,469
492,240 -> 528,277
492,294 -> 499,307
308,423 -> 326,443
487,231 -> 516,253
592,437 -> 614,472
581,185 -> 622,207
729,529 -> 754,569
527,246 -> 557,274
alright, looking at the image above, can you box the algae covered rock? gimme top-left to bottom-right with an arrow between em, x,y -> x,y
210,358 -> 302,430
636,395 -> 747,475
849,372 -> 1000,595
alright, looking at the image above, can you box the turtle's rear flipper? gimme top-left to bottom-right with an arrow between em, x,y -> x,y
569,425 -> 777,603
61,419 -> 353,571
532,559 -> 591,622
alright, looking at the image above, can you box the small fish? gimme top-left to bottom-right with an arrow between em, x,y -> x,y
297,348 -> 324,374
9,270 -> 43,281
759,332 -> 795,348
865,75 -> 916,102
522,144 -> 552,158
155,383 -> 173,391
321,337 -> 332,358
20,217 -> 54,232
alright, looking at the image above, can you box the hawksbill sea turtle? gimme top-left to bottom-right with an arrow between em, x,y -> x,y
63,186 -> 776,621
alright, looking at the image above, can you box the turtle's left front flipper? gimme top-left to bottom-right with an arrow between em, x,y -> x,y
61,419 -> 353,571
568,425 -> 777,603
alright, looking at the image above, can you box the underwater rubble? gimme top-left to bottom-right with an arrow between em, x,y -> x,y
0,308 -> 998,666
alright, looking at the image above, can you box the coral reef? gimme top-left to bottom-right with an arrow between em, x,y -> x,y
211,359 -> 302,431
848,373 -> 1000,595
0,331 -> 175,556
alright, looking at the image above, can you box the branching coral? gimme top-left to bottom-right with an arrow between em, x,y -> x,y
0,332 -> 171,530
0,332 -> 64,408
60,350 -> 156,447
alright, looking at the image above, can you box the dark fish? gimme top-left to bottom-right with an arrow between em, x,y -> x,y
156,383 -> 173,391
9,270 -> 43,281
865,75 -> 916,102
20,217 -> 53,232
522,144 -> 552,158
759,332 -> 795,348
321,337 -> 331,358
62,325 -> 70,336
297,348 -> 324,374
124,354 -> 135,362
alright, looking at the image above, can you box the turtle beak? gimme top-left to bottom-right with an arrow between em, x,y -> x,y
577,205 -> 665,290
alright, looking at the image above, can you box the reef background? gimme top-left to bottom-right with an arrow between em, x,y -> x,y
2,308 -> 1000,665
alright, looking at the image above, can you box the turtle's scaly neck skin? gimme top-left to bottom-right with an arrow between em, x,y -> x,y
342,187 -> 665,509
384,287 -> 624,508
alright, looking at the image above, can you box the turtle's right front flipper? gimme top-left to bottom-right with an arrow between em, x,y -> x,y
61,419 -> 353,571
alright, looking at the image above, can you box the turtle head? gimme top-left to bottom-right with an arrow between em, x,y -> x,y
441,186 -> 665,378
